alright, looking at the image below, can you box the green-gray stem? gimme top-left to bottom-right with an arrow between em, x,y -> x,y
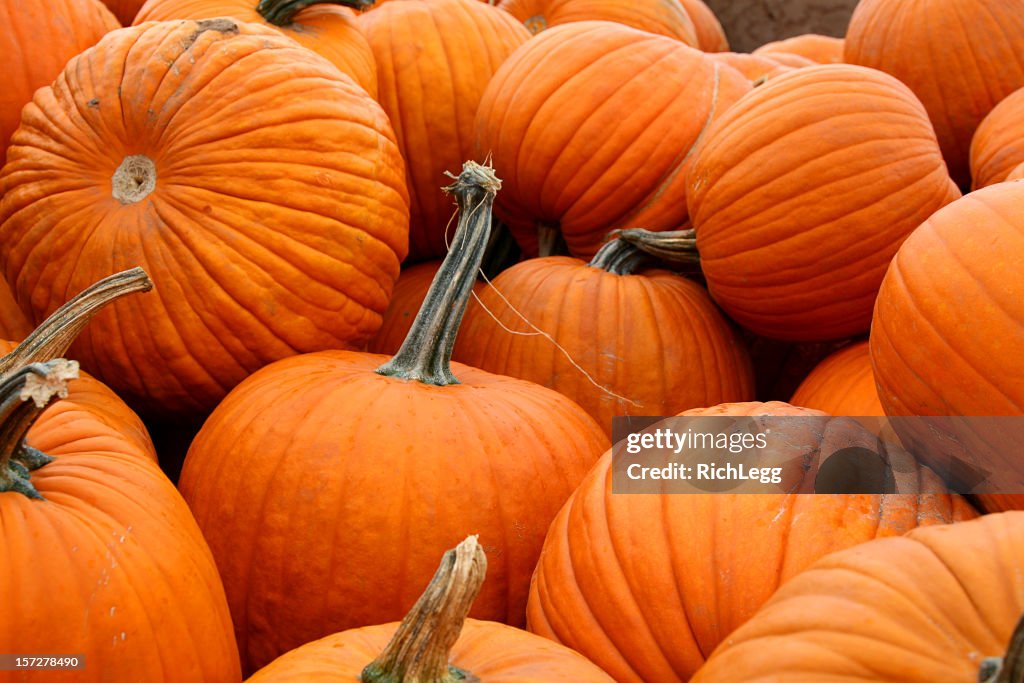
376,162 -> 501,385
256,0 -> 374,25
361,536 -> 487,683
0,360 -> 80,500
588,228 -> 700,275
980,614 -> 1024,683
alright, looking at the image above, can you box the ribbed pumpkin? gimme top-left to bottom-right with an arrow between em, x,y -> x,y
753,33 -> 844,64
0,18 -> 409,419
247,537 -> 614,683
101,0 -> 145,23
687,64 -> 960,341
526,401 -> 977,683
845,0 -> 1024,187
357,0 -> 529,262
678,0 -> 727,51
692,512 -> 1024,683
498,0 -> 699,45
454,230 -> 754,436
179,163 -> 608,674
1009,163 -> 1024,182
971,87 -> 1024,189
871,182 -> 1024,513
0,279 -> 31,342
0,269 -> 240,682
709,51 -> 813,83
790,341 -> 883,416
475,21 -> 750,259
0,0 -> 117,163
134,0 -> 377,97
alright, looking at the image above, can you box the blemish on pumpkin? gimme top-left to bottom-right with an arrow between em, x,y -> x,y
87,98 -> 100,108
181,18 -> 239,52
112,155 -> 157,205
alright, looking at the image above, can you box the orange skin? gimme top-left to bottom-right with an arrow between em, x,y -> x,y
454,256 -> 755,436
475,21 -> 750,259
0,0 -> 117,163
678,0 -> 728,51
526,401 -> 977,683
246,619 -> 614,682
845,0 -> 1024,187
754,33 -> 844,64
709,52 -> 813,82
135,0 -> 378,98
0,19 -> 409,418
790,340 -> 884,416
101,0 -> 146,23
971,87 -> 1024,189
692,512 -> 1024,682
687,64 -> 960,341
180,350 -> 608,674
358,0 -> 530,263
499,0 -> 699,45
0,280 -> 31,342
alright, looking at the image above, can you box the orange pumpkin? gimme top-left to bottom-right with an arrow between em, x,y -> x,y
475,21 -> 750,259
692,512 -> 1024,683
753,33 -> 844,64
1009,162 -> 1024,182
709,51 -> 813,83
358,0 -> 530,262
790,341 -> 882,416
526,401 -> 977,683
0,18 -> 409,418
179,162 -> 608,674
0,0 -> 117,163
970,86 -> 1024,189
134,0 -> 377,97
0,279 -> 31,343
687,64 -> 960,341
845,0 -> 1024,186
678,0 -> 727,51
100,0 -> 146,23
498,0 -> 699,45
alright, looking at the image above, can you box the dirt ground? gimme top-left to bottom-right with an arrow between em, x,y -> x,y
705,0 -> 860,52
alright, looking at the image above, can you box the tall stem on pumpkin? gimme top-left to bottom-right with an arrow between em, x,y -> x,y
257,0 -> 374,25
588,228 -> 700,276
979,614 -> 1024,683
376,161 -> 501,385
361,536 -> 487,683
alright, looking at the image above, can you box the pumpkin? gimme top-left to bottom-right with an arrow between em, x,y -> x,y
0,0 -> 118,163
0,279 -> 31,343
1009,162 -> 1024,182
498,0 -> 699,46
526,400 -> 977,682
709,51 -> 813,83
0,268 -> 241,682
790,340 -> 883,416
178,162 -> 608,674
454,229 -> 754,437
357,0 -> 530,262
678,0 -> 727,52
134,0 -> 378,97
743,333 -> 850,403
845,0 -> 1024,187
475,21 -> 750,259
871,182 -> 1024,513
0,18 -> 409,419
101,0 -> 146,23
692,511 -> 1024,682
971,87 -> 1024,189
247,537 -> 614,682
753,33 -> 844,64
686,64 -> 960,341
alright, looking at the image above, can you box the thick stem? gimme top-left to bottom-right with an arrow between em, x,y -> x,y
537,222 -> 569,257
361,536 -> 487,683
0,268 -> 153,380
980,614 -> 1024,683
0,360 -> 80,500
588,228 -> 700,275
376,162 -> 500,385
256,0 -> 374,25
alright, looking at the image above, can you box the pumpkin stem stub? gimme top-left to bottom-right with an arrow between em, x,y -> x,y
361,536 -> 487,683
376,162 -> 500,386
112,155 -> 157,205
588,228 -> 700,275
256,0 -> 375,26
0,360 -> 80,500
980,613 -> 1024,683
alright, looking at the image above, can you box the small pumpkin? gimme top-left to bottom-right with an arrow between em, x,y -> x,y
247,537 -> 614,682
970,86 -> 1024,189
498,0 -> 699,45
753,33 -> 844,64
709,51 -> 814,83
692,512 -> 1024,683
790,340 -> 883,416
678,0 -> 727,51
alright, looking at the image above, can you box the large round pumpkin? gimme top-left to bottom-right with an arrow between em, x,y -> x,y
134,0 -> 377,97
844,0 -> 1024,186
179,163 -> 608,674
687,64 -> 960,341
498,0 -> 699,45
474,20 -> 750,259
678,0 -> 727,51
0,18 -> 409,418
358,0 -> 530,262
790,341 -> 882,416
970,86 -> 1024,189
692,511 -> 1024,682
526,401 -> 976,682
709,51 -> 813,83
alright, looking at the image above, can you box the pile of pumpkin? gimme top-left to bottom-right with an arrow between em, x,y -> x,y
1,0 -> 1023,680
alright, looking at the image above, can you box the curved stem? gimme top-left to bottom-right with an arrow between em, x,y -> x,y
361,536 -> 487,683
588,228 -> 700,275
0,360 -> 80,500
587,239 -> 654,276
980,614 -> 1024,683
0,268 -> 152,380
376,162 -> 500,386
256,0 -> 374,25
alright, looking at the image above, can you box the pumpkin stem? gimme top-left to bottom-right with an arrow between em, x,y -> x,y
256,0 -> 374,25
361,536 -> 487,683
537,221 -> 569,257
0,268 -> 153,380
0,359 -> 80,500
979,613 -> 1024,683
376,161 -> 501,385
588,228 -> 700,275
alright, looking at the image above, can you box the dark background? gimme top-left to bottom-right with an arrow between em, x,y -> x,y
705,0 -> 859,52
